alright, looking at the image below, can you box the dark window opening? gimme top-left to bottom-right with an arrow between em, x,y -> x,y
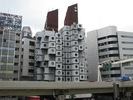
29,41 -> 35,46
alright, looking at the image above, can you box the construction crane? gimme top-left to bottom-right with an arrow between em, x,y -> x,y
98,57 -> 133,81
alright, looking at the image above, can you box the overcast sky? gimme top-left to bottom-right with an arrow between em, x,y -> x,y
0,0 -> 133,36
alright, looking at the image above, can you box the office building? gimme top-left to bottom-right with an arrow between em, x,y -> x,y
86,26 -> 133,81
0,12 -> 22,81
0,12 -> 22,100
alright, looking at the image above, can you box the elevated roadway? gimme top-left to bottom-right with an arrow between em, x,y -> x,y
0,81 -> 133,96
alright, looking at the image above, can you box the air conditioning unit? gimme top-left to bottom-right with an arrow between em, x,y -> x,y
48,61 -> 55,67
72,77 -> 79,82
64,42 -> 70,47
80,75 -> 87,80
80,69 -> 85,74
77,24 -> 82,30
63,31 -> 71,36
56,33 -> 62,39
64,36 -> 71,41
78,45 -> 84,51
71,41 -> 78,46
56,45 -> 62,51
72,70 -> 79,76
41,62 -> 48,67
65,65 -> 71,70
78,34 -> 84,40
71,64 -> 79,70
49,36 -> 55,42
48,48 -> 55,54
71,52 -> 79,58
55,76 -> 62,82
56,51 -> 62,57
56,63 -> 62,69
56,57 -> 62,63
66,71 -> 71,76
55,70 -> 62,76
56,39 -> 62,44
40,43 -> 48,49
71,46 -> 78,52
65,77 -> 71,82
48,42 -> 55,48
71,58 -> 79,64
65,59 -> 71,64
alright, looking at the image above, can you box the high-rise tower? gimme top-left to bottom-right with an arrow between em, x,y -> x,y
0,12 -> 22,81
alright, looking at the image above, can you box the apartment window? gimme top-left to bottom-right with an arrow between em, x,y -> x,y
107,35 -> 117,38
98,37 -> 106,40
22,41 -> 24,44
122,48 -> 133,50
125,67 -> 133,70
109,54 -> 119,57
121,35 -> 133,38
111,74 -> 120,77
29,62 -> 34,66
122,62 -> 130,67
28,69 -> 34,73
108,47 -> 118,50
29,49 -> 34,53
123,54 -> 133,57
29,56 -> 34,59
15,55 -> 19,58
108,41 -> 117,44
29,41 -> 35,46
122,41 -> 133,44
14,63 -> 18,66
15,48 -> 19,51
16,40 -> 19,43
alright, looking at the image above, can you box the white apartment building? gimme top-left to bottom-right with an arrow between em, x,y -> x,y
86,26 -> 133,81
21,26 -> 35,81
